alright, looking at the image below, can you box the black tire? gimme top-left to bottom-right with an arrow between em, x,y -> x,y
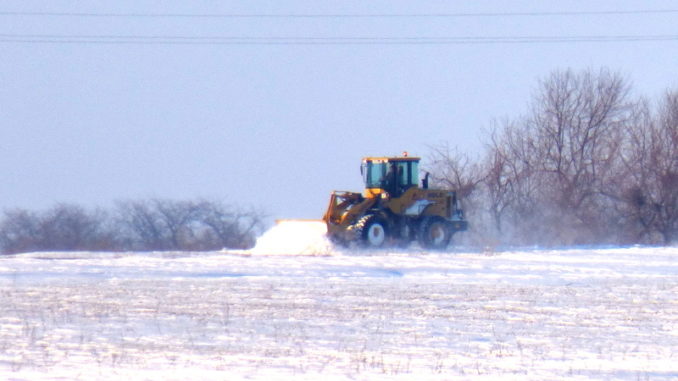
417,216 -> 452,250
355,214 -> 389,248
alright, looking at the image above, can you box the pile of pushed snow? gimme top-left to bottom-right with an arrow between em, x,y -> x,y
248,220 -> 335,256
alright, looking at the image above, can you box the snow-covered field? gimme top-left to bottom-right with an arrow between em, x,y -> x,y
0,224 -> 676,380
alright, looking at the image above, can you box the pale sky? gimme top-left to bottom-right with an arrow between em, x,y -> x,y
2,1 -> 677,223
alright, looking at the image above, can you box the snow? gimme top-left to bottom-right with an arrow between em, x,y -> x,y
249,220 -> 333,256
0,224 -> 676,380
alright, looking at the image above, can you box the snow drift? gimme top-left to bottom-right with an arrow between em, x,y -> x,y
247,219 -> 334,256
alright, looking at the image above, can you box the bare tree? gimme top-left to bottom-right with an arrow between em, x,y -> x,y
39,204 -> 114,251
0,204 -> 116,254
443,68 -> 636,246
526,69 -> 631,242
115,200 -> 167,250
621,90 -> 678,244
426,142 -> 483,200
153,199 -> 202,249
0,209 -> 41,254
481,121 -> 538,237
0,198 -> 265,254
197,202 -> 265,249
114,198 -> 265,251
424,143 -> 485,244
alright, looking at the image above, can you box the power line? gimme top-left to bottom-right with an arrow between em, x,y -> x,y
0,9 -> 677,19
1,33 -> 676,45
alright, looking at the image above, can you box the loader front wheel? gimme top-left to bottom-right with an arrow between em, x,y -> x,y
356,214 -> 389,248
418,216 -> 452,250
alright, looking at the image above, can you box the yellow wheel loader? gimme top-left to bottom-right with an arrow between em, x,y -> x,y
322,155 -> 467,249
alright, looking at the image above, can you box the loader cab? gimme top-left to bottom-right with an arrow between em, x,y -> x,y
361,156 -> 420,198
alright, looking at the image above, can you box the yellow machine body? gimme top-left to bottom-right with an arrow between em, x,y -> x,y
322,155 -> 467,249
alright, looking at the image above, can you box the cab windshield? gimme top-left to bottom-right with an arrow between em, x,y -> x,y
364,161 -> 388,188
363,160 -> 419,193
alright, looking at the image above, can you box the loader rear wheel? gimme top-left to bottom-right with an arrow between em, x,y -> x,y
418,216 -> 452,250
356,214 -> 389,248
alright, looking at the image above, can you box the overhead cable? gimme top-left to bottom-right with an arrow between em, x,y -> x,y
0,9 -> 677,19
1,33 -> 677,45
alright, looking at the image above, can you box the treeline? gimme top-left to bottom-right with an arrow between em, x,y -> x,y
429,68 -> 678,247
0,199 -> 265,254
